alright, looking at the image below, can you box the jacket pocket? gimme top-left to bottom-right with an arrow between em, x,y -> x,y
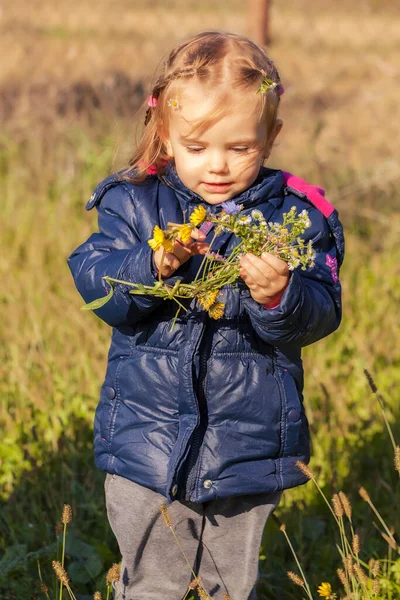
205,354 -> 282,459
275,368 -> 307,456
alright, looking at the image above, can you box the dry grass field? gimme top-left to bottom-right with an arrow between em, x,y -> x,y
1,1 -> 400,598
2,0 -> 400,174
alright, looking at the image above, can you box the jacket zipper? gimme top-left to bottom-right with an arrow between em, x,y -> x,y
272,350 -> 287,458
184,322 -> 212,500
185,426 -> 202,499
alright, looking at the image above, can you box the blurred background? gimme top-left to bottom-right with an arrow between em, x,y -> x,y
1,1 -> 399,598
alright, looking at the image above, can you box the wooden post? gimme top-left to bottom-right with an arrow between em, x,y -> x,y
248,0 -> 271,47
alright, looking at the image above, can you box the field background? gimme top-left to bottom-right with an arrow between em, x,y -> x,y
1,0 -> 400,598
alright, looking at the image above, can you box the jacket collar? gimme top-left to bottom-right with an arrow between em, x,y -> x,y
160,162 -> 284,214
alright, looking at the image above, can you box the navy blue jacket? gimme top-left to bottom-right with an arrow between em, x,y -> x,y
68,164 -> 344,503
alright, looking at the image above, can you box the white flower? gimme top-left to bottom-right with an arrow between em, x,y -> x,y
288,261 -> 300,271
299,210 -> 312,228
251,209 -> 264,221
167,98 -> 180,110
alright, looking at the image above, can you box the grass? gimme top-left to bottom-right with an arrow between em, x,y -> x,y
0,0 -> 400,597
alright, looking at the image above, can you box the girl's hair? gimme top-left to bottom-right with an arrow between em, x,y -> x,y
125,31 -> 283,182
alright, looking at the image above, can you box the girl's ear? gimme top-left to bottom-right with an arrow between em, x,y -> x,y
263,119 -> 283,160
159,125 -> 174,158
164,138 -> 174,158
272,118 -> 283,142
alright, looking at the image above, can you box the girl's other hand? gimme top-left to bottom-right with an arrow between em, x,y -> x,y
153,229 -> 209,279
239,252 -> 290,307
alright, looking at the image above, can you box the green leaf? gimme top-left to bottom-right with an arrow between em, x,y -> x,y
129,286 -> 148,295
81,284 -> 114,311
65,536 -> 103,584
0,544 -> 28,580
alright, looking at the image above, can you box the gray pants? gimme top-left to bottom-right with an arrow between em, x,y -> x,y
105,474 -> 281,600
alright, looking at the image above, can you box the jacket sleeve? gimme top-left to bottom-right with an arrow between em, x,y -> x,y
242,207 -> 344,348
67,183 -> 183,328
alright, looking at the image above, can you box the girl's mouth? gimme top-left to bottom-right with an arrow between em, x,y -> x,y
202,182 -> 233,193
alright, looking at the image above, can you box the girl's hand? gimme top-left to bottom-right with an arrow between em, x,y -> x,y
239,252 -> 290,307
153,229 -> 209,279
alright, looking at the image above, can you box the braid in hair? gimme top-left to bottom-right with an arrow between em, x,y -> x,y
144,66 -> 200,126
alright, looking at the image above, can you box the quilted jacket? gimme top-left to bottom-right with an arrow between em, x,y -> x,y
68,163 -> 344,503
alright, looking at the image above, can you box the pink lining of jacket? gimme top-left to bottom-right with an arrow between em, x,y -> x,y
263,171 -> 335,309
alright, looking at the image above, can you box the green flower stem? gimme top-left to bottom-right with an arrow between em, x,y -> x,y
104,276 -> 140,287
309,477 -> 340,527
341,529 -> 358,574
337,517 -> 346,563
280,528 -> 313,600
37,561 -> 51,600
170,297 -> 188,311
193,230 -> 219,283
170,305 -> 183,332
335,513 -> 356,564
65,585 -> 77,600
366,499 -> 399,552
373,390 -> 398,479
61,523 -> 67,567
158,248 -> 166,283
168,525 -> 198,582
59,523 -> 67,600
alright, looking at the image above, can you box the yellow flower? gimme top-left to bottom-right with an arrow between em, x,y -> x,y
208,302 -> 225,320
190,205 -> 207,226
197,290 -> 219,311
162,237 -> 175,253
148,226 -> 165,251
178,224 -> 193,244
317,582 -> 332,598
148,226 -> 175,253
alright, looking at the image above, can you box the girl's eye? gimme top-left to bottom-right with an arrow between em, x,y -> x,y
186,147 -> 204,154
232,147 -> 248,153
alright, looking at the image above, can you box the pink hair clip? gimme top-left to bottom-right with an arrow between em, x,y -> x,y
277,85 -> 285,96
148,95 -> 158,108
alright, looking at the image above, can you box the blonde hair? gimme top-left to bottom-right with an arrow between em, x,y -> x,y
125,31 -> 283,182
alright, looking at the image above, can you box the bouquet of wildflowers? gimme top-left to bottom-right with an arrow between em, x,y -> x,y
83,202 -> 315,324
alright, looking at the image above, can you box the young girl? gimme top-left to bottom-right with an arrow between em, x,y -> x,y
68,31 -> 344,600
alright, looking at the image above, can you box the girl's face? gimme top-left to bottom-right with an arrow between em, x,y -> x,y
164,81 -> 282,205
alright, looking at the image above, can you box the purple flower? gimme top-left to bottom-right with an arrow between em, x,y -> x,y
205,252 -> 226,263
221,201 -> 241,215
326,254 -> 338,283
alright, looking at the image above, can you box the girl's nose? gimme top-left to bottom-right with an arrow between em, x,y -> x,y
207,152 -> 229,174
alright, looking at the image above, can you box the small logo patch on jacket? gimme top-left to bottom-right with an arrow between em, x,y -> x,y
326,254 -> 339,283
